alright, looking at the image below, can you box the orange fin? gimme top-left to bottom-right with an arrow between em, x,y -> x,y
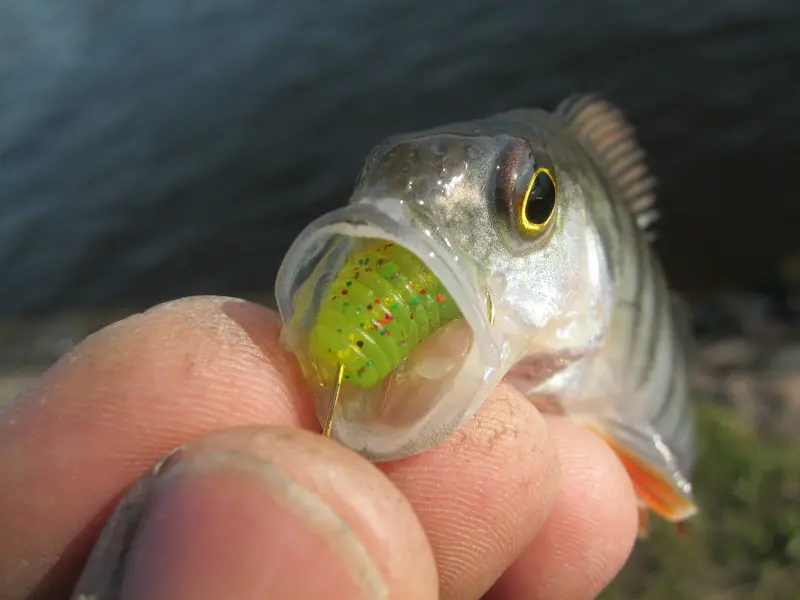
585,419 -> 698,526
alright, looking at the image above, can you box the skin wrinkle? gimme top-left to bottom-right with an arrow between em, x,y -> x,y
70,429 -> 438,600
166,427 -> 439,598
130,299 -> 309,429
379,385 -> 559,599
156,451 -> 388,600
449,389 -> 536,461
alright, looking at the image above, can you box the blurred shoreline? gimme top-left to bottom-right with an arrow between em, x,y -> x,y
0,291 -> 277,406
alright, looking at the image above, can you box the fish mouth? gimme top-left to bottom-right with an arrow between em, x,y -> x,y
275,197 -> 504,461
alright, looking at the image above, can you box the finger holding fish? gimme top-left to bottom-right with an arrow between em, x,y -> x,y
0,296 -> 637,600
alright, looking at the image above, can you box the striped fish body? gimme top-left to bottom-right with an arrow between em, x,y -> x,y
276,94 -> 697,531
505,96 -> 696,531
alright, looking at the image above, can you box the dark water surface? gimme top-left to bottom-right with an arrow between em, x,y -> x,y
1,0 -> 798,316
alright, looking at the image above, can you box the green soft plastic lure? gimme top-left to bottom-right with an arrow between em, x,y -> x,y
310,239 -> 460,388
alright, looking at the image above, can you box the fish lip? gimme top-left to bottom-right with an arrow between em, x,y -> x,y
275,197 -> 511,460
276,197 -> 499,361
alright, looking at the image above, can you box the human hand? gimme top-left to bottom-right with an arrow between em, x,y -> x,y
0,297 -> 638,600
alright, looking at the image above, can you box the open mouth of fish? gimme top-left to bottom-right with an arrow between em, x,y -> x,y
275,196 -> 503,461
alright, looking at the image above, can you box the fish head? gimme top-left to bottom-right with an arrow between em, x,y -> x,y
275,110 -> 614,460
352,113 -> 615,350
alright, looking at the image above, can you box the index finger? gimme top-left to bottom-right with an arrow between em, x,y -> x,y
0,297 -> 320,598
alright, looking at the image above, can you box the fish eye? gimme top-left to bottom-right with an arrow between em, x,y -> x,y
516,168 -> 557,235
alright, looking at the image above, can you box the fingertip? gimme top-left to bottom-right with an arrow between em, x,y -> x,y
379,383 -> 561,599
488,416 -> 638,600
0,296 -> 321,597
72,426 -> 438,600
544,417 -> 638,580
21,296 -> 316,433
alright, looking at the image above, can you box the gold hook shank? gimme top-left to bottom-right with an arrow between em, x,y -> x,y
322,363 -> 345,438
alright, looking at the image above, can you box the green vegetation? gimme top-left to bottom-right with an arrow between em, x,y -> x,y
600,402 -> 800,600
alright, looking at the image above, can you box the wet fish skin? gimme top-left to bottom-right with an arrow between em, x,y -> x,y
276,94 -> 696,529
349,95 -> 696,528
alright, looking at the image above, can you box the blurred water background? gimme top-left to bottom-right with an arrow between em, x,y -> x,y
1,1 -> 799,597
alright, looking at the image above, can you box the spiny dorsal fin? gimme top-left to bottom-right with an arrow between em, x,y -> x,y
556,94 -> 659,235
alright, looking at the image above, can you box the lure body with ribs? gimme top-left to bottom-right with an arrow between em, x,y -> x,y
275,94 -> 697,530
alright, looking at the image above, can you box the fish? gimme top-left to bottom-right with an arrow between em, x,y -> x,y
275,94 -> 698,533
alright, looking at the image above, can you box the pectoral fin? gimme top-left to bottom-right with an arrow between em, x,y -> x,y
582,416 -> 698,536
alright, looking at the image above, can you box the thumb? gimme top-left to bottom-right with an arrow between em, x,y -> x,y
71,426 -> 438,600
